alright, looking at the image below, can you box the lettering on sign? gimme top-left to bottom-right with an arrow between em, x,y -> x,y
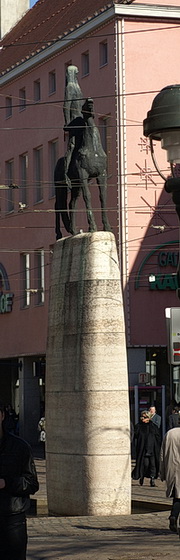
135,242 -> 180,291
0,293 -> 13,314
138,372 -> 150,384
0,263 -> 14,314
149,273 -> 178,291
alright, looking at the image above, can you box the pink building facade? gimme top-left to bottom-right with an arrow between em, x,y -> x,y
1,0 -> 180,441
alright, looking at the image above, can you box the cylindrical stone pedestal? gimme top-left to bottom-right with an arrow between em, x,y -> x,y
46,232 -> 131,515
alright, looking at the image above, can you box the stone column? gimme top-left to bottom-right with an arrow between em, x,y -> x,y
46,232 -> 131,515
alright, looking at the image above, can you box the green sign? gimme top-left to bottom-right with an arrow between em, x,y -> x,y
149,273 -> 178,291
135,241 -> 179,291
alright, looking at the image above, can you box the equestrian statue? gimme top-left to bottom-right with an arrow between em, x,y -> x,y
54,65 -> 111,239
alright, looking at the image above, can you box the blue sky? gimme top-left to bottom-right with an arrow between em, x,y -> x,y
30,0 -> 37,6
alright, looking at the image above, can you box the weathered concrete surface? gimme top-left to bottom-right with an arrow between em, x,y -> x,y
46,232 -> 130,516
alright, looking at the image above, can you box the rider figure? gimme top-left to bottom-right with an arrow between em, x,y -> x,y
63,65 -> 84,188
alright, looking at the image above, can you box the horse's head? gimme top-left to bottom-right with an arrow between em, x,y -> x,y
82,98 -> 94,122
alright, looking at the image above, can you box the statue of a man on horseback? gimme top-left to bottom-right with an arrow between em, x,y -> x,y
54,65 -> 111,239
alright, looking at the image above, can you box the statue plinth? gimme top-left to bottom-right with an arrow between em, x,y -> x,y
46,232 -> 131,515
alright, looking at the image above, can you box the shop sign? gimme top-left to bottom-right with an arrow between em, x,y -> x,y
135,240 -> 179,291
0,292 -> 13,313
139,372 -> 150,384
0,263 -> 14,314
149,273 -> 178,291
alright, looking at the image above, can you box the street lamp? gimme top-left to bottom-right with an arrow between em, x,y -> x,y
143,84 -> 180,212
143,84 -> 180,296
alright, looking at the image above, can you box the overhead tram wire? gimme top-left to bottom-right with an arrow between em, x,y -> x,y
0,89 -> 165,111
1,23 -> 180,49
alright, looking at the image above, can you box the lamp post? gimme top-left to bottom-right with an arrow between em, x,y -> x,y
143,85 -> 180,399
143,84 -> 180,297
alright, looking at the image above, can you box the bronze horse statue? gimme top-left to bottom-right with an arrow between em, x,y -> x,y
54,98 -> 111,239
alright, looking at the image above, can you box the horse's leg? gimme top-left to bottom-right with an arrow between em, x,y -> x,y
69,185 -> 81,235
97,172 -> 111,232
80,176 -> 97,232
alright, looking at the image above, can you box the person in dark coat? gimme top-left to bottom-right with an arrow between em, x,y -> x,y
132,410 -> 161,487
168,406 -> 180,430
0,400 -> 39,559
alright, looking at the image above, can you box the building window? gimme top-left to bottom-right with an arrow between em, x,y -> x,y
49,70 -> 56,94
82,51 -> 89,76
19,88 -> 26,111
99,41 -> 108,67
34,249 -> 45,305
5,96 -> 12,118
99,115 -> 112,176
34,147 -> 43,203
49,139 -> 58,197
34,79 -> 41,102
19,153 -> 28,206
6,159 -> 14,212
21,253 -> 30,308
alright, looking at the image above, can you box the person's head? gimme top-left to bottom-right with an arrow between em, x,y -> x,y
172,406 -> 179,414
149,406 -> 156,416
140,410 -> 151,423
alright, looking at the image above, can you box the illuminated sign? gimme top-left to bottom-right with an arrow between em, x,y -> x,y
0,263 -> 14,313
135,241 -> 179,291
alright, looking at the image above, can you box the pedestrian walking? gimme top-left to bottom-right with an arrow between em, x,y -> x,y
0,400 -> 39,559
132,410 -> 161,487
160,422 -> 180,533
168,405 -> 180,430
149,405 -> 161,430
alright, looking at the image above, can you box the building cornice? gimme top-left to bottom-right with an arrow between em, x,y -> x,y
1,3 -> 180,86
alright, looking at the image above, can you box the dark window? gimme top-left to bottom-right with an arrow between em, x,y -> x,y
5,96 -> 12,118
19,88 -> 26,111
99,41 -> 108,67
34,147 -> 43,203
99,115 -> 112,177
34,80 -> 41,102
49,71 -> 56,94
19,153 -> 28,205
82,51 -> 89,76
6,159 -> 14,212
49,139 -> 58,197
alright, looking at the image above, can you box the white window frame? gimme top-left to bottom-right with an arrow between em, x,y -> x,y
34,249 -> 45,305
21,253 -> 30,308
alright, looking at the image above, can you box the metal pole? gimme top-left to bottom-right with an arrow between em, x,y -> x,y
134,385 -> 139,425
161,384 -> 166,439
170,363 -> 173,400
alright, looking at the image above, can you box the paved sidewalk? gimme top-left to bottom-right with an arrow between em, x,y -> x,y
27,512 -> 179,560
26,452 -> 179,559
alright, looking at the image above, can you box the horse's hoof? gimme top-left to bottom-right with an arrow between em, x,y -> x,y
104,225 -> 112,232
69,228 -> 77,236
88,226 -> 97,233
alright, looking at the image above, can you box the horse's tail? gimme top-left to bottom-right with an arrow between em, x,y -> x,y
54,157 -> 70,233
